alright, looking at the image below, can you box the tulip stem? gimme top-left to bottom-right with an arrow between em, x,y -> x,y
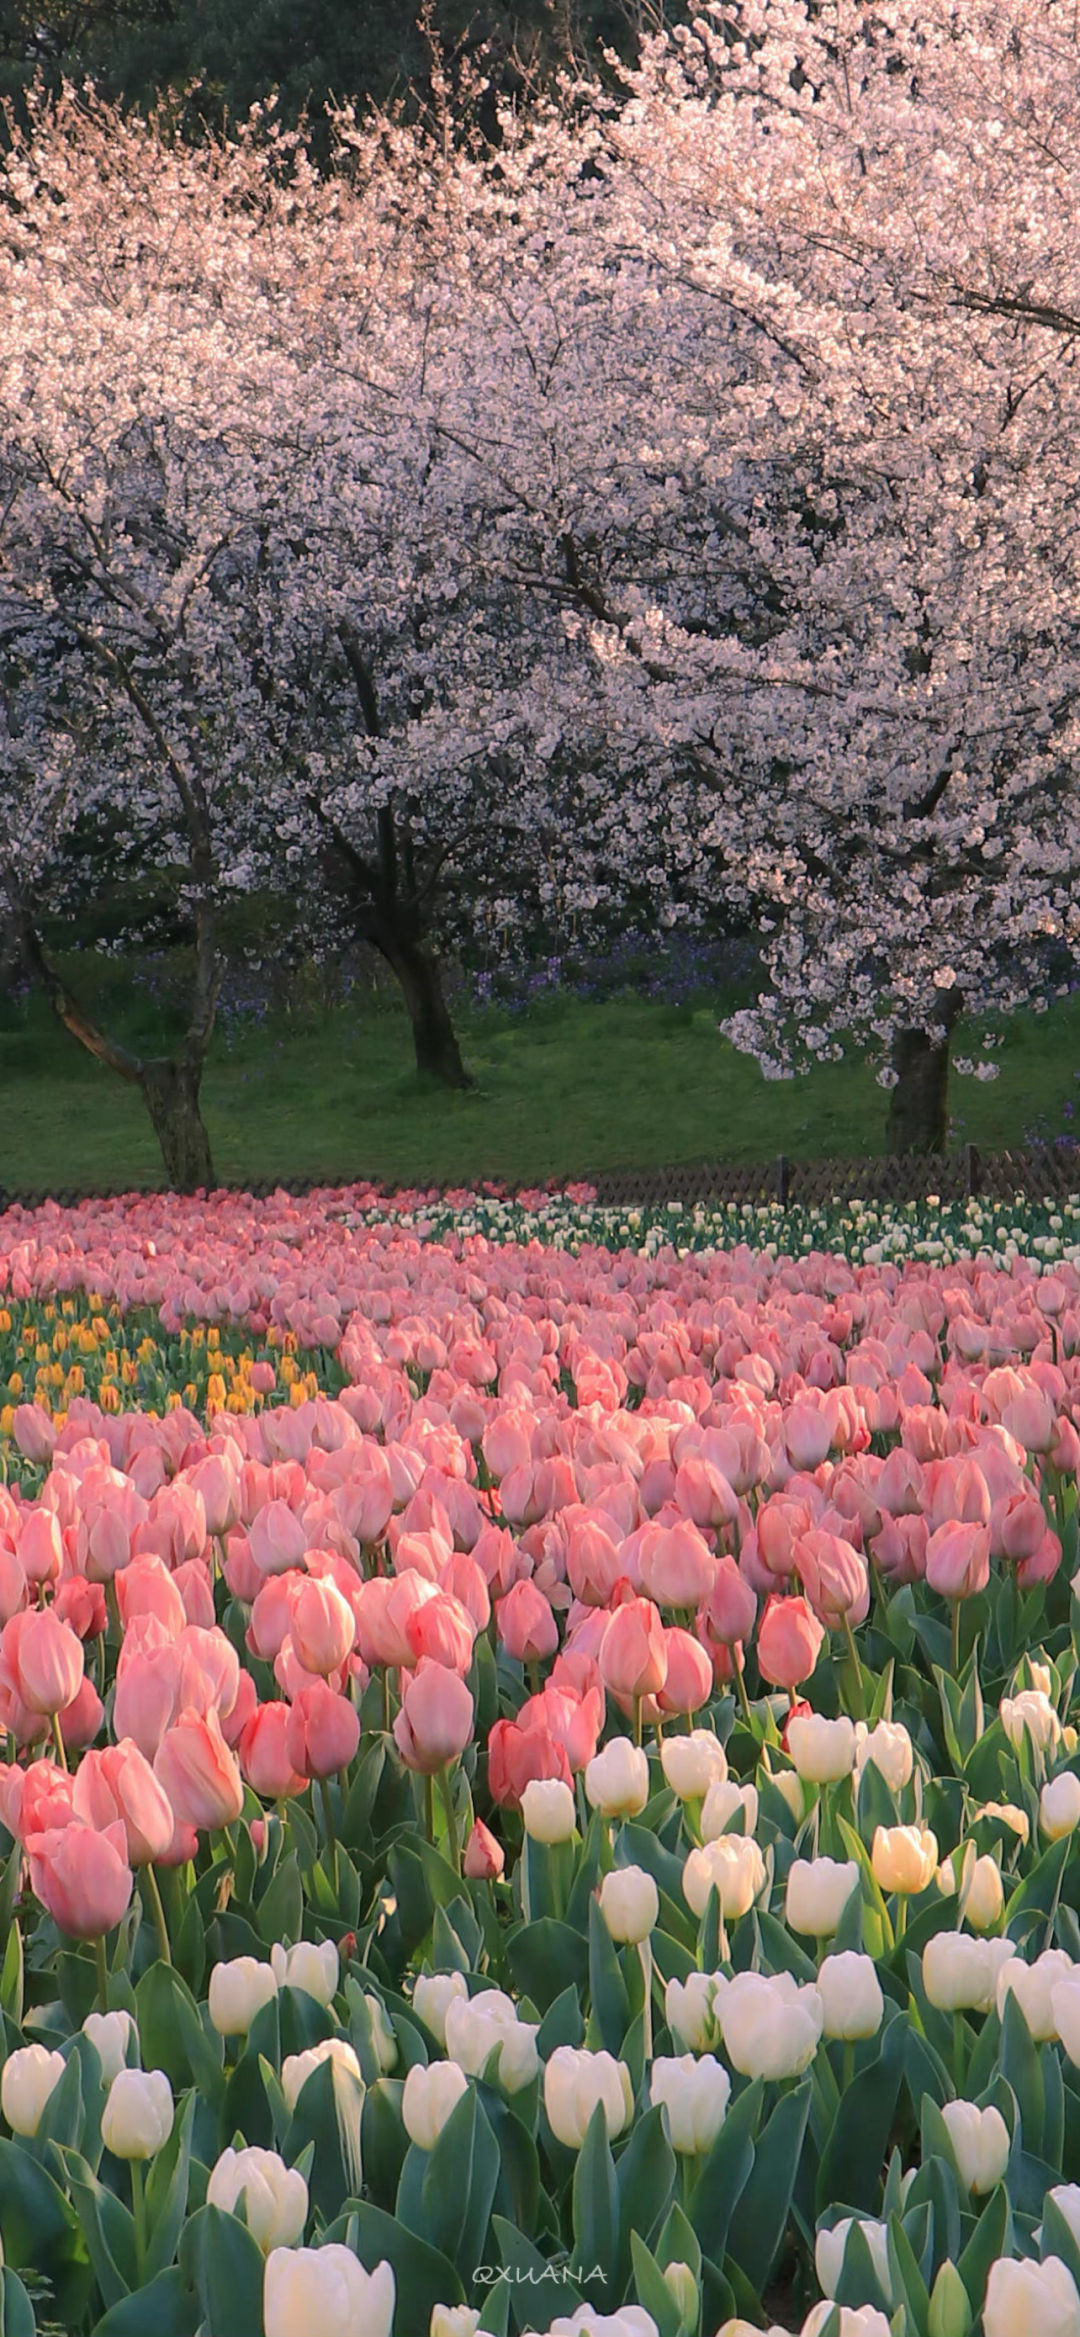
130,2159 -> 147,2278
437,1767 -> 461,1876
953,2010 -> 966,2091
94,1933 -> 108,2015
840,1615 -> 865,1721
733,1653 -> 754,1731
894,1896 -> 907,1949
639,1940 -> 654,2062
318,1777 -> 339,1893
424,1773 -> 435,1848
141,1863 -> 172,1966
952,1600 -> 962,1680
381,1667 -> 390,1735
50,1713 -> 68,1773
633,1696 -> 643,1750
842,2040 -> 855,2093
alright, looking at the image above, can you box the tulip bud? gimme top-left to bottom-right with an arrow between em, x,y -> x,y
1,2043 -> 64,2136
663,2260 -> 699,2329
941,2098 -> 1010,2194
208,1955 -> 279,2036
964,1854 -> 1004,1932
996,1948 -> 1073,2042
263,2247 -> 395,2337
1041,1771 -> 1080,1841
430,2310 -> 481,2337
101,2067 -> 173,2160
207,2145 -> 309,2253
700,1779 -> 758,1841
271,1939 -> 339,2007
82,2009 -> 137,2086
928,2259 -> 971,2337
443,1991 -> 540,2094
412,1971 -> 468,2048
683,1834 -> 765,1920
854,1719 -> 914,1794
766,1764 -> 806,1823
1000,1689 -> 1061,1755
923,1934 -> 1011,2015
665,1971 -> 721,2053
598,1865 -> 659,1945
364,1995 -> 397,2074
463,1819 -> 504,1879
401,2060 -> 469,2151
715,1969 -> 823,2082
521,1777 -> 576,1844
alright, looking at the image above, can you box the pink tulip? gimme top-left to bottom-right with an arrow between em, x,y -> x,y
463,1818 -> 505,1879
657,1627 -> 713,1714
925,1520 -> 991,1601
25,1819 -> 133,1939
393,1658 -> 474,1775
248,1500 -> 308,1578
598,1597 -> 668,1700
699,1553 -> 757,1646
0,1757 -> 76,1840
0,1545 -> 28,1627
247,1572 -> 306,1661
990,1489 -> 1047,1563
184,1453 -> 241,1537
285,1679 -> 361,1779
497,1580 -> 559,1664
220,1666 -> 259,1747
638,1520 -> 716,1609
784,1402 -> 832,1470
17,1510 -> 63,1586
517,1680 -> 604,1770
116,1556 -> 187,1637
1016,1529 -> 1063,1589
355,1572 -> 437,1670
487,1715 -> 572,1808
113,1636 -> 182,1759
405,1590 -> 477,1675
53,1576 -> 107,1641
794,1530 -> 870,1628
290,1578 -> 357,1677
172,1558 -> 216,1629
756,1595 -> 825,1689
12,1405 -> 56,1464
869,1513 -> 928,1585
756,1496 -> 813,1580
674,1457 -> 739,1530
58,1676 -> 105,1752
566,1518 -> 623,1607
239,1702 -> 307,1799
1,1607 -> 84,1715
154,1707 -> 245,1830
73,1740 -> 176,1865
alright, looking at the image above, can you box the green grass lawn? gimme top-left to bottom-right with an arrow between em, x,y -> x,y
3,968 -> 1079,1193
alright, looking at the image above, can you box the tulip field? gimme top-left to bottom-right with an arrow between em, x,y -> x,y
3,1187 -> 1080,2337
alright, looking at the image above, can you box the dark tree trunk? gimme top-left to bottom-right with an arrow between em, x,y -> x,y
137,1058 -> 216,1191
887,1027 -> 952,1153
373,924 -> 472,1089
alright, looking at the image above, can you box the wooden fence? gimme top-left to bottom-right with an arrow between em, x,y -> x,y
0,1143 -> 1077,1215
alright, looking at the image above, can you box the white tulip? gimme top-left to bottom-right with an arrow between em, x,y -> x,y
715,1971 -> 823,2081
281,2037 -> 363,2115
854,1720 -> 913,1794
584,1740 -> 650,1817
786,1714 -> 857,1783
801,2308 -> 892,2337
521,1777 -> 577,1843
264,2246 -> 395,2337
665,1972 -> 722,2053
598,1866 -> 659,1945
964,1854 -> 1004,1932
430,2309 -> 482,2337
871,1823 -> 937,1896
923,1933 -> 1012,2015
82,2010 -> 137,2087
1045,2187 -> 1080,2252
271,1939 -> 339,2007
543,2046 -> 634,2149
766,1766 -> 807,1823
401,2060 -> 469,2151
649,2053 -> 730,2153
683,1834 -> 765,1920
815,2217 -> 891,2301
1,2044 -> 65,2137
816,1953 -> 884,2041
661,1729 -> 728,1800
413,1971 -> 469,2047
996,1949 -> 1074,2042
208,1955 -> 278,2037
363,1995 -> 398,2074
547,2312 -> 662,2337
207,2145 -> 308,2253
701,1779 -> 759,1841
1000,1690 -> 1061,1754
1053,1974 -> 1080,2069
101,2068 -> 173,2161
785,1858 -> 859,1938
444,1991 -> 539,2093
1042,1772 -> 1080,1841
941,2099 -> 1010,2194
984,2255 -> 1080,2337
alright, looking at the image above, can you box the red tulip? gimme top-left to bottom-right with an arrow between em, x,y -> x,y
464,1819 -> 505,1879
756,1595 -> 825,1689
487,1716 -> 573,1809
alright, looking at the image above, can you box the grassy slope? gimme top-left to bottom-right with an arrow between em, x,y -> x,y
3,976 -> 1078,1192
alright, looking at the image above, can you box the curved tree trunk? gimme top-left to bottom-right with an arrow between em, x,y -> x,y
887,1027 -> 952,1153
374,924 -> 472,1088
137,1058 -> 216,1191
